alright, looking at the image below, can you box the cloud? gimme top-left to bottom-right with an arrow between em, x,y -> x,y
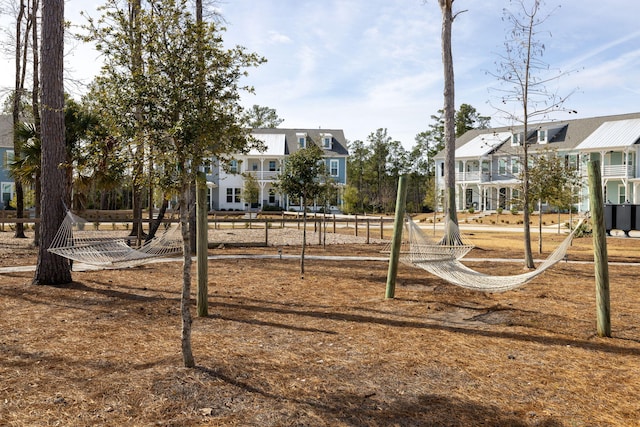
267,31 -> 292,45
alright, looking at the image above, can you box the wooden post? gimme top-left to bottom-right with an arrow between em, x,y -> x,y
355,214 -> 358,237
265,219 -> 269,246
196,171 -> 208,317
366,219 -> 370,244
385,176 -> 407,299
333,214 -> 336,234
588,161 -> 611,337
380,216 -> 384,239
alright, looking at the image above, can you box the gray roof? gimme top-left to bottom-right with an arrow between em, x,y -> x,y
455,131 -> 511,158
435,112 -> 640,159
250,128 -> 349,156
0,115 -> 13,149
574,118 -> 640,151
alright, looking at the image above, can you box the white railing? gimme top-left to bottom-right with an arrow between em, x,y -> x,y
456,171 -> 492,182
602,164 -> 635,178
245,171 -> 279,180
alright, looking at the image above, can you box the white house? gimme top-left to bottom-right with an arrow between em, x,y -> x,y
206,128 -> 349,212
434,112 -> 640,213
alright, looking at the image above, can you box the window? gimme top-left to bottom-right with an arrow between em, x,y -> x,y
296,132 -> 307,148
229,159 -> 238,173
3,150 -> 14,168
1,182 -> 15,208
201,158 -> 213,174
538,129 -> 547,143
268,160 -> 277,171
499,158 -> 507,175
226,188 -> 241,203
511,132 -> 523,146
321,133 -> 333,148
268,189 -> 276,204
252,162 -> 258,171
511,157 -> 520,174
618,185 -> 626,204
330,159 -> 339,177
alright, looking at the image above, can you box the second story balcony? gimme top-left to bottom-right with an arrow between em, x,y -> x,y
455,171 -> 491,183
245,170 -> 279,181
603,164 -> 635,178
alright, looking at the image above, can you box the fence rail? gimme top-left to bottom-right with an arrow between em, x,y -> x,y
0,211 -> 397,244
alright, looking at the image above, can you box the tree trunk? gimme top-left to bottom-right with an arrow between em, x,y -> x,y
33,0 -> 72,286
13,0 -> 27,238
31,0 -> 41,246
180,184 -> 195,368
440,0 -> 459,240
129,0 -> 145,243
146,197 -> 169,241
521,15 -> 535,269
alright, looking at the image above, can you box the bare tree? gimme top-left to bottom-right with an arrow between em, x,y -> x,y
31,0 -> 41,245
33,0 -> 72,285
11,0 -> 29,238
438,0 -> 466,243
489,0 -> 575,268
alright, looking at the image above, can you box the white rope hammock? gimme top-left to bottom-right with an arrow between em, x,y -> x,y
47,211 -> 183,268
382,217 -> 475,263
400,217 -> 585,292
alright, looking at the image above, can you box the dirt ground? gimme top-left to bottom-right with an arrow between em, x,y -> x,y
1,221 -> 640,426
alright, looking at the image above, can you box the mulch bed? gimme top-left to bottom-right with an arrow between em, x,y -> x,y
1,229 -> 640,426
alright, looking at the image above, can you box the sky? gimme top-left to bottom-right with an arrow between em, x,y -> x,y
1,0 -> 640,150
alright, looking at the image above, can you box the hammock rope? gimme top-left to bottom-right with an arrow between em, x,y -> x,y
47,210 -> 183,268
398,216 -> 585,292
382,217 -> 475,263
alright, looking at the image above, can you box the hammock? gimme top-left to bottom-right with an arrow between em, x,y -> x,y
48,210 -> 183,268
382,217 -> 475,263
399,217 -> 584,292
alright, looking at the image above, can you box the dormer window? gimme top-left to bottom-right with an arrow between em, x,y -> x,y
538,129 -> 547,144
537,125 -> 565,144
321,133 -> 333,149
511,132 -> 524,146
296,132 -> 307,148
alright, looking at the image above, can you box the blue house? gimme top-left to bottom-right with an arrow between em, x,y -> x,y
0,115 -> 15,209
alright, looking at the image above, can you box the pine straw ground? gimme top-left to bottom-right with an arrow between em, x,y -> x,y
1,217 -> 640,426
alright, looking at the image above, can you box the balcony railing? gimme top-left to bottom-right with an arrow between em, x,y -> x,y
602,164 -> 635,178
455,171 -> 492,183
245,170 -> 279,180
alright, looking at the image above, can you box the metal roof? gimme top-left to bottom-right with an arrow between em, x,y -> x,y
249,133 -> 287,156
574,118 -> 640,151
455,131 -> 511,158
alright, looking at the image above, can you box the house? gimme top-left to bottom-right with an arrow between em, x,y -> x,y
205,128 -> 349,212
0,115 -> 15,209
434,112 -> 640,213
